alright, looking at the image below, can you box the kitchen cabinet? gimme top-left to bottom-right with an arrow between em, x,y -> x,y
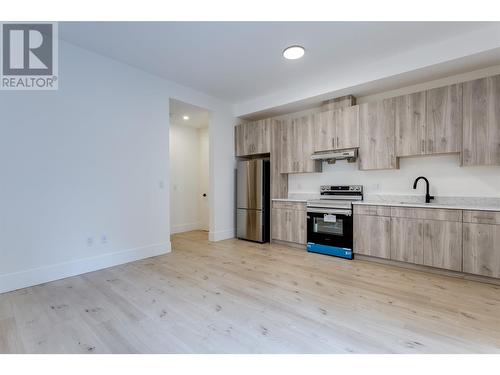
395,92 -> 427,157
390,207 -> 462,269
463,75 -> 500,166
271,201 -> 307,245
270,119 -> 288,199
235,119 -> 271,157
463,210 -> 500,278
359,98 -> 397,170
353,205 -> 391,259
426,84 -> 462,155
390,217 -> 424,265
313,106 -> 359,152
423,220 -> 462,271
280,114 -> 321,174
395,85 -> 462,158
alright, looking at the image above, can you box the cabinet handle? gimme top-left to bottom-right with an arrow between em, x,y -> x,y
421,140 -> 425,153
336,137 -> 339,149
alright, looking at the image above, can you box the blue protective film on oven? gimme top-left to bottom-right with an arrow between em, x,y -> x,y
307,242 -> 353,260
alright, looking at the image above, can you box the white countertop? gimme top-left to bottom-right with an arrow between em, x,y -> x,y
272,198 -> 307,203
353,201 -> 500,212
272,193 -> 500,212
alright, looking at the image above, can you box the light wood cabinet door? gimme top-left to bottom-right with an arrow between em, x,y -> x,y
353,214 -> 391,259
359,98 -> 397,170
270,120 -> 288,200
463,223 -> 500,278
280,114 -> 321,174
235,120 -> 271,156
279,118 -> 295,173
463,75 -> 500,166
313,110 -> 335,152
426,84 -> 462,155
423,220 -> 462,271
390,217 -> 424,265
271,207 -> 307,245
395,92 -> 426,157
335,105 -> 359,149
235,123 -> 246,156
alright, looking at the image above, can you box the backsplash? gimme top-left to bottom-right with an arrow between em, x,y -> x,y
288,154 -> 500,198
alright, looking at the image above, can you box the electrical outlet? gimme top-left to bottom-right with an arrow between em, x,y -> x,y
86,237 -> 94,247
101,235 -> 107,244
158,180 -> 164,189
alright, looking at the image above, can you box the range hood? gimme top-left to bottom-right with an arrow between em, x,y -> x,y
311,148 -> 358,163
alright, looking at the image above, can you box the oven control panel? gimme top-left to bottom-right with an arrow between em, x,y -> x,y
320,185 -> 363,193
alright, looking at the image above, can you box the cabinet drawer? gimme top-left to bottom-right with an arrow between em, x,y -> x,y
390,207 -> 462,222
463,210 -> 500,225
353,205 -> 391,217
272,201 -> 306,211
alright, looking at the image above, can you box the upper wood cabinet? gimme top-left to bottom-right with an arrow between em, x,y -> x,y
395,92 -> 426,157
359,98 -> 397,170
395,85 -> 462,157
235,119 -> 271,157
426,84 -> 462,155
462,75 -> 500,166
312,110 -> 335,152
280,114 -> 321,174
313,106 -> 359,152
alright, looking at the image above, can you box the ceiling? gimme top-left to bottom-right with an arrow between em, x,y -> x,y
169,99 -> 210,128
60,22 -> 494,105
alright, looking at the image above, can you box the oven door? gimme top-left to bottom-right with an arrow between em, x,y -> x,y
306,208 -> 353,250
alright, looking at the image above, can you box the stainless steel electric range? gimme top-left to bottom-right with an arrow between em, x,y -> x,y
306,185 -> 363,259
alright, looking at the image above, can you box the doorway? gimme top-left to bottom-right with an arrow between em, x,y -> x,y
169,99 -> 210,235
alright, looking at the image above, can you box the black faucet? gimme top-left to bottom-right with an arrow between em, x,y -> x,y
413,176 -> 434,203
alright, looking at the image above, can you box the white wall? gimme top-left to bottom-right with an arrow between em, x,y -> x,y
0,41 -> 235,293
289,155 -> 500,198
199,127 -> 210,231
169,124 -> 209,233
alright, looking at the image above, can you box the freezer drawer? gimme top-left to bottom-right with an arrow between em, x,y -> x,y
236,208 -> 263,242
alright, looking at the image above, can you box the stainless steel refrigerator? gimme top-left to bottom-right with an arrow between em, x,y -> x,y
236,159 -> 270,243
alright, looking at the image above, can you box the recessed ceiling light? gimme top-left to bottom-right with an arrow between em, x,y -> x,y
183,115 -> 190,120
283,45 -> 305,60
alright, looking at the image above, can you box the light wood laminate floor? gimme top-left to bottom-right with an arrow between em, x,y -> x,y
1,230 -> 500,353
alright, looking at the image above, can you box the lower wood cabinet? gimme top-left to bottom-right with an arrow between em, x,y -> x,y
390,208 -> 462,270
423,220 -> 462,271
353,213 -> 391,259
463,210 -> 500,278
390,217 -> 424,265
271,201 -> 307,245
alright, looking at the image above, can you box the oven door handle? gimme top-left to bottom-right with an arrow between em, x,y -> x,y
306,208 -> 352,216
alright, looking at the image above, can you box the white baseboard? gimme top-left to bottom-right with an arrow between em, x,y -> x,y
209,228 -> 235,242
0,242 -> 171,295
171,222 -> 202,234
